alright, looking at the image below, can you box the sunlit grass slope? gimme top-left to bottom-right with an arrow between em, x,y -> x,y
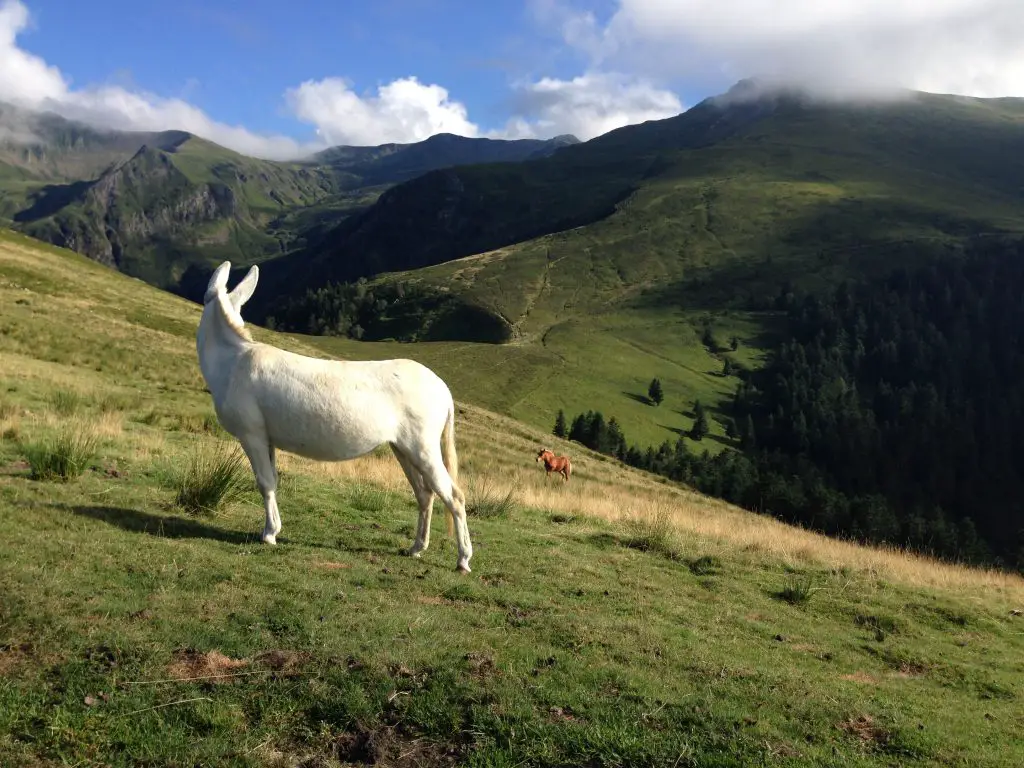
1,230 -> 1023,766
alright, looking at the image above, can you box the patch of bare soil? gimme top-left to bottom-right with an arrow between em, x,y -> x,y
891,660 -> 929,678
257,649 -> 309,674
414,595 -> 450,606
0,642 -> 33,675
463,651 -> 497,679
547,705 -> 578,723
330,725 -> 463,767
838,714 -> 892,748
166,649 -> 250,682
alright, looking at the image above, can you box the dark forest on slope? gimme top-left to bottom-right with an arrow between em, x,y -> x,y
565,235 -> 1024,571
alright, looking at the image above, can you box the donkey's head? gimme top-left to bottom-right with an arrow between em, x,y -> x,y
536,448 -> 552,462
199,261 -> 259,343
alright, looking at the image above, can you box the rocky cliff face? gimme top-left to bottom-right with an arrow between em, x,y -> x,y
33,146 -> 240,269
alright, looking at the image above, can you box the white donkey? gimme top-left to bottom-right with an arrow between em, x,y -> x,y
195,261 -> 473,573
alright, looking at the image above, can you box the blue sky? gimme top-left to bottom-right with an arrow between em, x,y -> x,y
23,0 -> 600,136
2,0 -> 1021,159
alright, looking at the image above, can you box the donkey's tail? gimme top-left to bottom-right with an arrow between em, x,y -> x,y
441,402 -> 464,536
565,458 -> 572,481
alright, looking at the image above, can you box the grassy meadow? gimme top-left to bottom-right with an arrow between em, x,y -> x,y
2,229 -> 1023,766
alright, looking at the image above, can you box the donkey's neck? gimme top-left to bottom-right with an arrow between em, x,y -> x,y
197,299 -> 252,402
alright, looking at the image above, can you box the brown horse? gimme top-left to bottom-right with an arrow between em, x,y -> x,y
536,448 -> 571,482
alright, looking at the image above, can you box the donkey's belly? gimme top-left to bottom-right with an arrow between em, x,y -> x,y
265,411 -> 388,461
260,396 -> 393,462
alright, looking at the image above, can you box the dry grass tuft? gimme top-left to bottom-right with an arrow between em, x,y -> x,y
21,424 -> 99,481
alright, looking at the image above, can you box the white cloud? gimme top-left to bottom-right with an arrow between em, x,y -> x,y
0,0 -> 311,159
548,0 -> 1024,99
502,72 -> 682,140
285,76 -> 480,146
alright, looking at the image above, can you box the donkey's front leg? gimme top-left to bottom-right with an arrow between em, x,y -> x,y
240,435 -> 280,545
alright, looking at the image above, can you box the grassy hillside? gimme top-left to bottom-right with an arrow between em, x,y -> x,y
296,306 -> 766,454
254,86 -> 1024,451
2,230 -> 1023,765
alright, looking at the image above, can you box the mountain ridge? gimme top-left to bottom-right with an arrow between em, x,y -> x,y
0,102 -> 577,288
255,86 -> 1024,323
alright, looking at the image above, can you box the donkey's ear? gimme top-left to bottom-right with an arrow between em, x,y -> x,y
204,261 -> 232,303
228,265 -> 259,311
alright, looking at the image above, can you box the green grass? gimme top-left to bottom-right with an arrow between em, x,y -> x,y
47,388 -> 86,415
2,231 -> 1024,765
303,306 -> 765,454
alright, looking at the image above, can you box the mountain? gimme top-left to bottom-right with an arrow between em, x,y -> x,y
243,83 -> 1024,501
0,102 -> 188,182
262,84 -> 1024,318
0,103 -> 578,289
308,132 -> 580,186
10,136 -> 343,286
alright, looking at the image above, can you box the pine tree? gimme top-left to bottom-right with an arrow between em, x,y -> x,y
701,324 -> 716,350
648,378 -> 664,406
690,400 -> 710,441
568,414 -> 587,444
553,409 -> 567,438
607,417 -> 626,457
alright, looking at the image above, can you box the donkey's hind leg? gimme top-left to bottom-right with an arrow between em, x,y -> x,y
391,444 -> 435,557
239,434 -> 280,545
412,449 -> 473,573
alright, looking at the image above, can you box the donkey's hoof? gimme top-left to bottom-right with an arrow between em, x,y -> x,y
262,533 -> 277,545
456,561 -> 472,574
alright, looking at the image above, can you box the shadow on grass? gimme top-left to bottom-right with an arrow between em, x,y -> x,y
584,532 -> 622,549
622,391 -> 652,406
63,504 -> 259,545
